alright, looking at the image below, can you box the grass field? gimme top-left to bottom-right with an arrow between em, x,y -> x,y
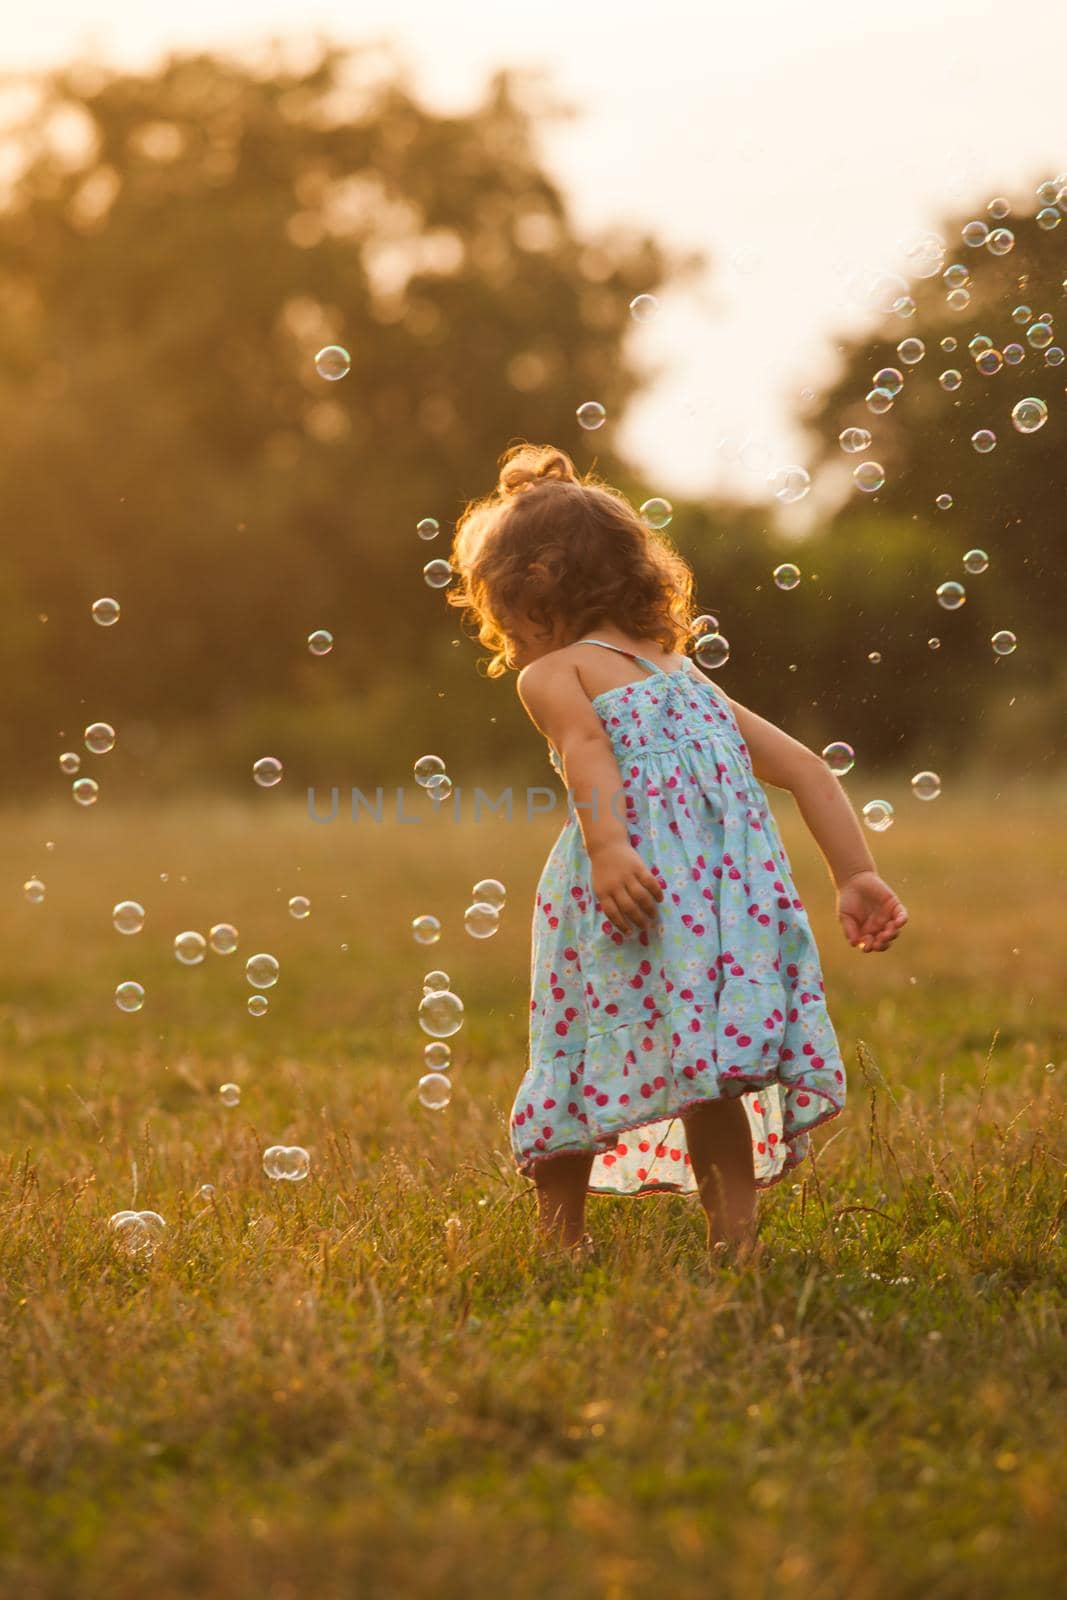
2,777 -> 1065,1599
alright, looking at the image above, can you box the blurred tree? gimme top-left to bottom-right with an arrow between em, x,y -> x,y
796,198 -> 1067,773
0,43 -> 706,790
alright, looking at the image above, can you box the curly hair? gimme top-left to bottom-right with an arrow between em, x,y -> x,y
446,443 -> 697,677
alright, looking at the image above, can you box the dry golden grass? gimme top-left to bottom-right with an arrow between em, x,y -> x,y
1,778 -> 1065,1598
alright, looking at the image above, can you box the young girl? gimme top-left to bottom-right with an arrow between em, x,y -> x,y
448,444 -> 908,1262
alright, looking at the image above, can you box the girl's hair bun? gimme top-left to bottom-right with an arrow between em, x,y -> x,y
498,444 -> 580,497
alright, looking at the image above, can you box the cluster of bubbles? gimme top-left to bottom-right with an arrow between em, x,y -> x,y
108,1210 -> 166,1257
61,717 -> 118,807
262,1145 -> 311,1181
417,967 -> 466,1109
112,937 -> 278,1017
413,877 -> 507,949
820,739 -> 943,830
417,513 -> 453,586
689,611 -> 729,673
414,751 -> 454,803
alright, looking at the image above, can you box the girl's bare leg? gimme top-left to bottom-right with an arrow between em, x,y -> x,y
533,1150 -> 595,1251
680,1097 -> 759,1258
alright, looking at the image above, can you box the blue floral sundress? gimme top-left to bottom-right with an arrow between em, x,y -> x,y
509,638 -> 846,1196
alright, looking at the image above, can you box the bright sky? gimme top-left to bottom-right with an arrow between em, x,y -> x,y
6,0 -> 1067,503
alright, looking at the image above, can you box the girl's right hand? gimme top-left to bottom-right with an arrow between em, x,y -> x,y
836,871 -> 908,953
591,841 -> 664,935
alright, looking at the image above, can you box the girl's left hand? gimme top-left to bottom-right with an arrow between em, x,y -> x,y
590,841 -> 664,935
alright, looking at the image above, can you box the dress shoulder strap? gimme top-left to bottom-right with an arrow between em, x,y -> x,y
573,637 -> 662,676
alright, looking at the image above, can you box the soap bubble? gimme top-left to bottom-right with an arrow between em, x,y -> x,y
864,271 -> 909,314
862,799 -> 894,832
640,497 -> 673,528
418,1072 -> 452,1110
115,980 -> 145,1012
821,742 -> 855,776
472,878 -> 506,908
971,430 -> 997,453
464,901 -> 500,939
874,366 -> 904,395
59,751 -> 81,774
1036,179 -> 1060,205
24,877 -> 45,904
867,652 -> 881,664
196,1184 -> 216,1202
963,549 -> 989,574
936,493 -> 953,510
904,232 -> 945,278
1026,322 -> 1053,349
252,757 -> 283,787
986,197 -> 1010,220
85,722 -> 116,755
423,559 -> 453,589
943,263 -> 969,290
961,220 -> 989,247
210,923 -> 239,955
1012,305 -> 1032,324
175,930 -> 207,965
629,293 -> 659,321
307,630 -> 333,656
767,466 -> 810,503
113,900 -> 145,935
991,630 -> 1017,656
866,388 -> 894,415
928,638 -> 941,650
426,773 -> 453,801
986,227 -> 1014,256
897,337 -> 925,365
946,287 -> 971,311
288,896 -> 310,919
1037,207 -> 1061,231
412,914 -> 441,945
969,335 -> 993,354
418,989 -> 465,1038
246,952 -> 279,989
414,754 -> 446,787
315,345 -> 350,380
940,336 -> 958,352
262,1145 -> 310,1181
773,563 -> 801,591
91,596 -> 120,626
423,970 -> 450,993
853,461 -> 885,493
910,771 -> 941,801
1011,397 -> 1048,433
219,1083 -> 241,1107
939,369 -> 962,392
248,994 -> 269,1016
73,777 -> 99,806
416,517 -> 440,541
694,632 -> 730,670
975,349 -> 1003,376
424,1041 -> 452,1069
893,295 -> 916,319
1003,343 -> 1025,365
691,613 -> 719,635
109,1210 -> 165,1256
936,581 -> 966,610
576,401 -> 606,430
839,427 -> 871,453
1045,347 -> 1065,366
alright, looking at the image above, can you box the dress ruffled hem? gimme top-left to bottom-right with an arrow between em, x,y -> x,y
513,977 -> 846,1194
514,1086 -> 843,1195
